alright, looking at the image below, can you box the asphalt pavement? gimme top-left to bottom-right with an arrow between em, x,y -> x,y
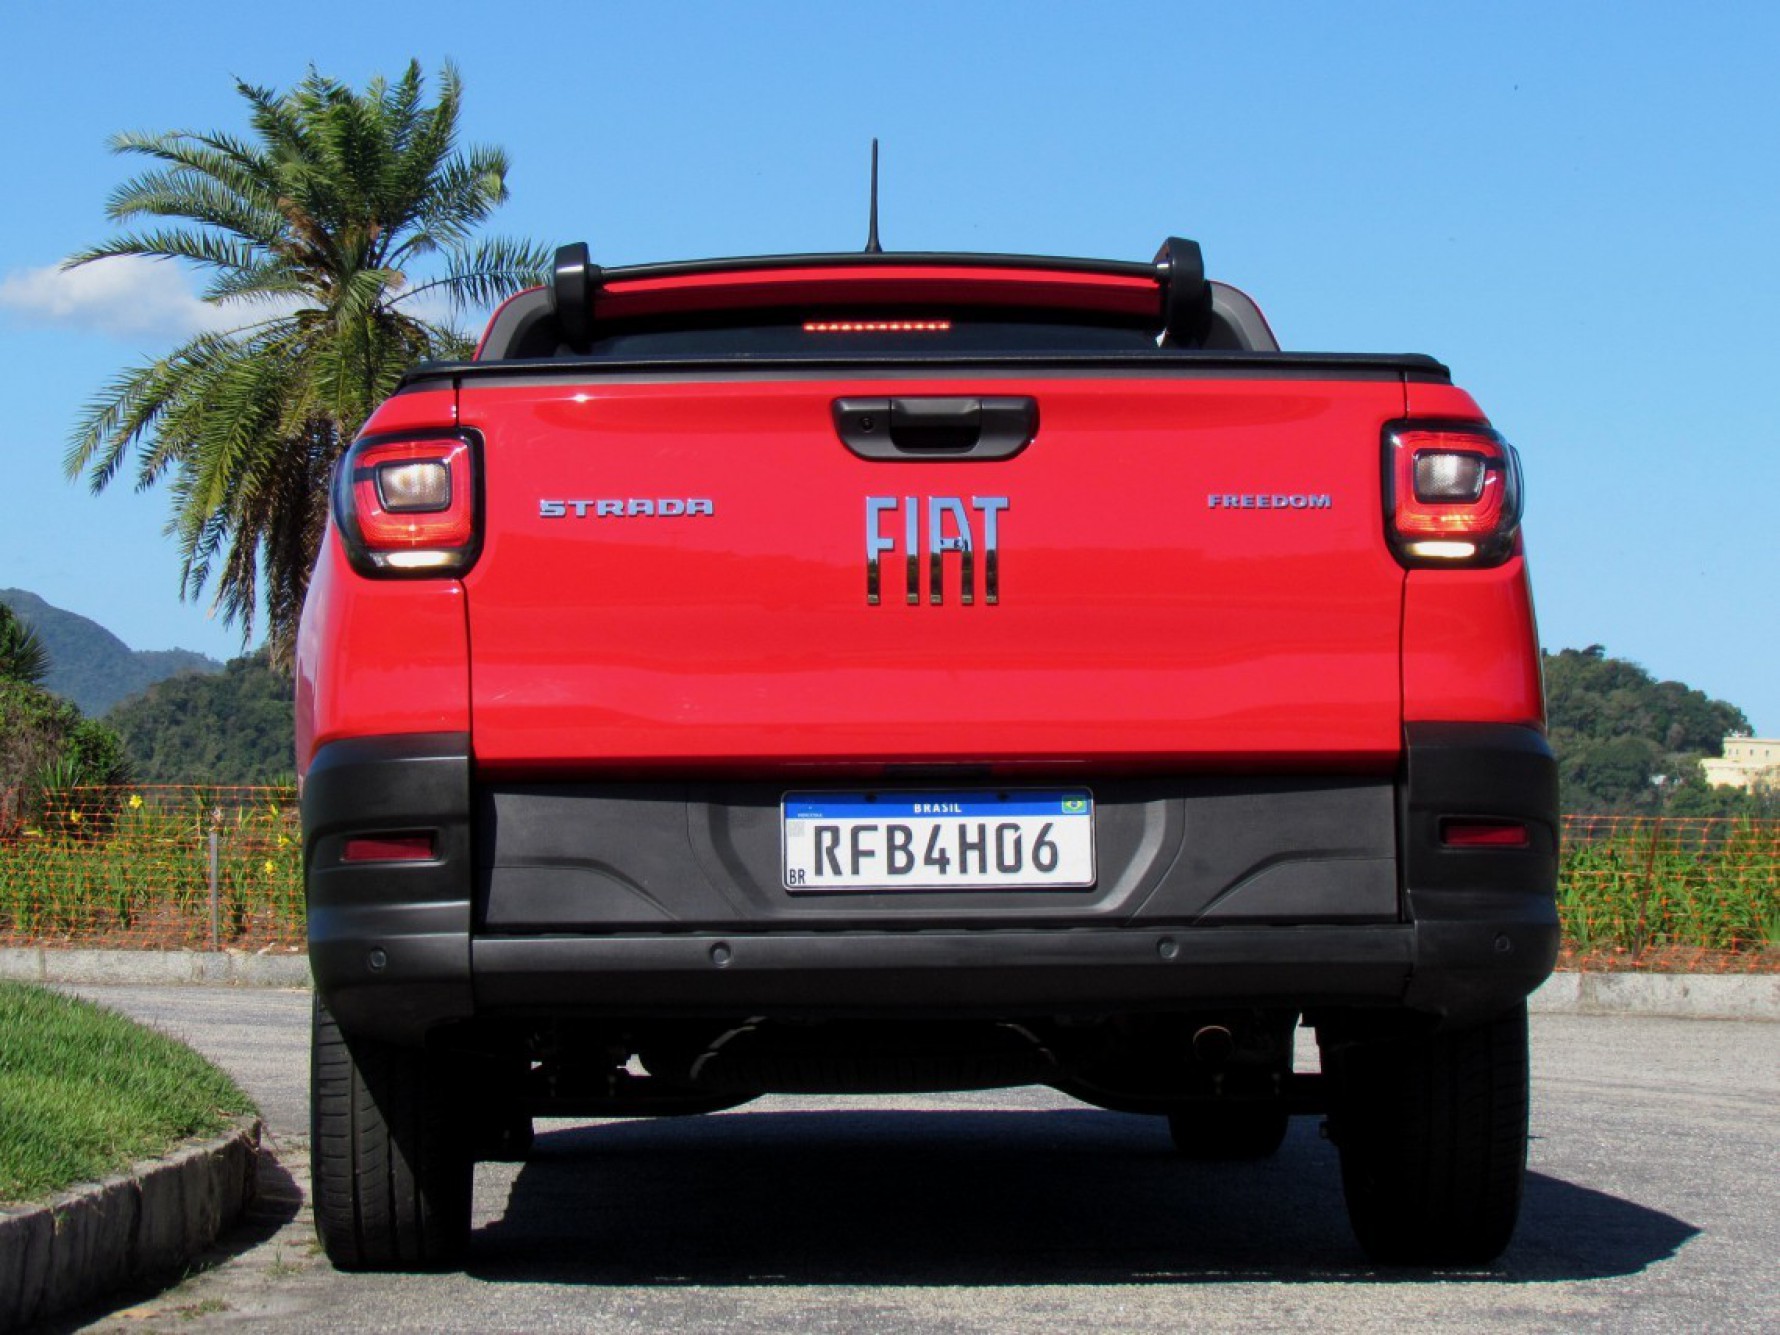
39,985 -> 1780,1333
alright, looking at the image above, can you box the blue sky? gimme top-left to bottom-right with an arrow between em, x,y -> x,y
1,2 -> 1775,732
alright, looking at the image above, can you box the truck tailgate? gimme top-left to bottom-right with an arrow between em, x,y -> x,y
457,373 -> 1409,772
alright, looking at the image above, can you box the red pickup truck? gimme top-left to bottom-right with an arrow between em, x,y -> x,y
298,237 -> 1557,1271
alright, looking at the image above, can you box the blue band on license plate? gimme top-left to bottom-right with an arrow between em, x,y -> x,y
781,790 -> 1095,892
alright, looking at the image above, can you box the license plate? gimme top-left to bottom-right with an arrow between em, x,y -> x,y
781,790 -> 1095,892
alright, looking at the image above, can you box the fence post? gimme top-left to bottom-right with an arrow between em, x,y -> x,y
1633,815 -> 1664,960
207,826 -> 220,952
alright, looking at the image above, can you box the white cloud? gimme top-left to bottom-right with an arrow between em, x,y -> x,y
0,255 -> 490,344
0,256 -> 276,341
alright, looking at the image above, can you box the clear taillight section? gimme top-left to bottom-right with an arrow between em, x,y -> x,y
1385,422 -> 1522,566
335,433 -> 479,575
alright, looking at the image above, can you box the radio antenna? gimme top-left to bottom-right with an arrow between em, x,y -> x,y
864,138 -> 883,254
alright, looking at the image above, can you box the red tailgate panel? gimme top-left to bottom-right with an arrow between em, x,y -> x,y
459,376 -> 1409,774
1401,557 -> 1544,727
295,528 -> 471,774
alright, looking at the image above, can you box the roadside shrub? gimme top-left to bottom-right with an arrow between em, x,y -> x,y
0,679 -> 130,838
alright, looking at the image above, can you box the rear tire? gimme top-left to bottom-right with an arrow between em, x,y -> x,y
1167,1102 -> 1290,1160
311,996 -> 473,1271
1321,1004 -> 1529,1266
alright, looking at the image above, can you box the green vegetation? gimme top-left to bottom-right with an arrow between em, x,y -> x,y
1560,820 -> 1779,957
0,789 -> 301,945
0,981 -> 254,1202
0,602 -> 49,686
63,61 -> 550,664
0,642 -> 131,838
3,784 -> 1770,965
1545,646 -> 1774,817
0,589 -> 219,717
107,652 -> 295,784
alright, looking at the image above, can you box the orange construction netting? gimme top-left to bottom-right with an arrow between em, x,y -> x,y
0,786 -> 302,951
1,790 -> 1775,970
1557,815 -> 1779,973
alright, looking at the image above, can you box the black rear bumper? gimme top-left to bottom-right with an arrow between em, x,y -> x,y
303,725 -> 1558,1045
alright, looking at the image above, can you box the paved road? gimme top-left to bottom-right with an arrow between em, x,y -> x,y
49,986 -> 1780,1333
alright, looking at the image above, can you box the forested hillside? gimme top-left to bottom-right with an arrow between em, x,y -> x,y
0,589 -> 220,715
1544,646 -> 1769,815
105,653 -> 294,785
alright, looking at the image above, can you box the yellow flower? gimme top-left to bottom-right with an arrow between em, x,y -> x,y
67,810 -> 83,825
277,835 -> 291,848
263,860 -> 277,876
128,794 -> 144,810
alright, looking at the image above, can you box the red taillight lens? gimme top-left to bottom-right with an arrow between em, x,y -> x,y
1440,819 -> 1530,849
1385,423 -> 1522,566
336,433 -> 479,575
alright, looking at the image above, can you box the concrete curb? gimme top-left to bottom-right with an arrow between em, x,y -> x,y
0,1117 -> 260,1331
5,947 -> 1776,1020
1529,970 -> 1780,1022
0,947 -> 310,989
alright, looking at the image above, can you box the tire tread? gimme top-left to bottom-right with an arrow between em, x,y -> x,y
1323,1004 -> 1528,1265
310,997 -> 471,1270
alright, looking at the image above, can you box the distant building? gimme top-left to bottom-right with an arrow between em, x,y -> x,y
1701,737 -> 1780,792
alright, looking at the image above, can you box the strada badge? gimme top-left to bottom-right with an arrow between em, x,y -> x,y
539,498 -> 715,518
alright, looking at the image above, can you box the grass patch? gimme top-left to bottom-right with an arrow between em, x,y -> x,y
0,982 -> 255,1203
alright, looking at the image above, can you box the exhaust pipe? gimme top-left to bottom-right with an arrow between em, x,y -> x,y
1192,1023 -> 1235,1066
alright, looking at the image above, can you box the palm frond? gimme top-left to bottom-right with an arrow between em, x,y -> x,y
107,129 -> 276,197
105,168 -> 283,247
394,235 -> 553,312
64,230 -> 261,273
63,331 -> 235,490
0,605 -> 51,686
200,259 -> 309,303
394,145 -> 510,258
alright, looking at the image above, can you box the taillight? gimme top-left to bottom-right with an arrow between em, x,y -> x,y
1384,421 -> 1522,567
335,432 -> 480,576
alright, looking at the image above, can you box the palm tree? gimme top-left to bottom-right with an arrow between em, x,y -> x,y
0,604 -> 49,685
63,62 -> 552,664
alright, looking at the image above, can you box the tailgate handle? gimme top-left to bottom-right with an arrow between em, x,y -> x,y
833,396 -> 1036,461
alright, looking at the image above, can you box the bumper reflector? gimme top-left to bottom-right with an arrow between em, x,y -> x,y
343,833 -> 436,863
1440,820 -> 1530,849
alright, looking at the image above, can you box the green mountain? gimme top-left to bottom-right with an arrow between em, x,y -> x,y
105,651 -> 294,784
0,589 -> 222,716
